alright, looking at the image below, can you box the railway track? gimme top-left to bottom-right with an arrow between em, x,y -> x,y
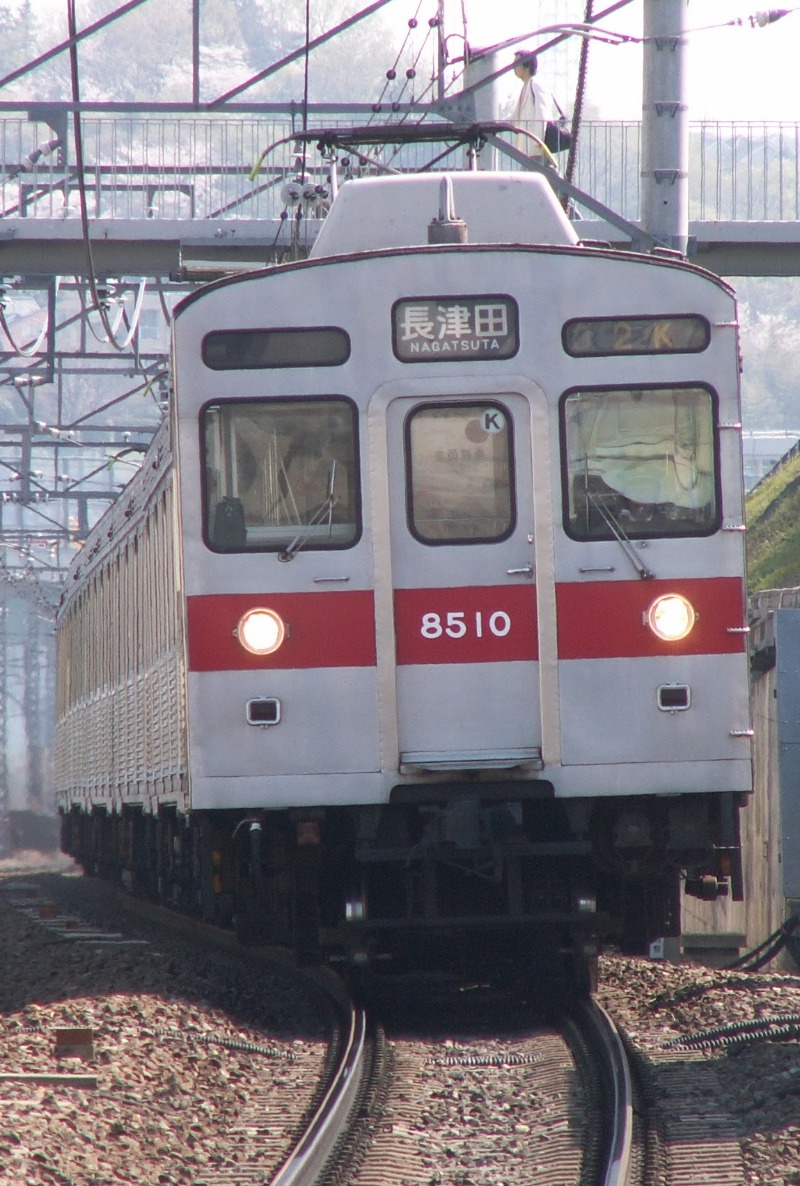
0,868 -> 638,1186
290,983 -> 640,1186
0,867 -> 336,1183
1,866 -> 761,1185
114,891 -> 759,1186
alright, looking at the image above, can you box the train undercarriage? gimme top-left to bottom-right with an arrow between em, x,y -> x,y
60,787 -> 741,988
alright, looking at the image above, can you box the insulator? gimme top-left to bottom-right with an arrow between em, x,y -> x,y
392,102 -> 401,112
280,180 -> 304,204
408,17 -> 417,27
372,103 -> 382,113
386,68 -> 396,80
754,8 -> 789,25
406,68 -> 416,79
428,15 -> 439,26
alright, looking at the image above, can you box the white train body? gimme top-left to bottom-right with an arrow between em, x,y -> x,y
56,170 -> 752,972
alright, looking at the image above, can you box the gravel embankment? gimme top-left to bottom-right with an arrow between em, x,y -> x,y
0,855 -> 327,1185
3,856 -> 800,1185
598,953 -> 800,1186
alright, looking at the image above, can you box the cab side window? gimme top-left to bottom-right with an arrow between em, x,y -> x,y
562,386 -> 718,539
202,397 -> 360,552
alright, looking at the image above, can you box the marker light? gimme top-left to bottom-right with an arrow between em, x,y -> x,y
646,594 -> 696,642
236,607 -> 286,656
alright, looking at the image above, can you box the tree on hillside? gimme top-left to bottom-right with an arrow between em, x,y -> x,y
739,291 -> 800,431
49,0 -> 402,105
0,0 -> 65,102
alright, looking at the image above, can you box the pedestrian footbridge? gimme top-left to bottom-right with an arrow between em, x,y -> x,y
1,114 -> 799,277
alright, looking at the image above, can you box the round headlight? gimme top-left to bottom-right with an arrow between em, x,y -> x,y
236,607 -> 286,656
646,594 -> 696,642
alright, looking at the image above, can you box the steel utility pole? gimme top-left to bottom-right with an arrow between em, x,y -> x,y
641,0 -> 689,253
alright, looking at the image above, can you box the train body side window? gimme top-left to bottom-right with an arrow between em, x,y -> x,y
562,385 -> 719,539
406,403 -> 515,544
202,397 -> 360,552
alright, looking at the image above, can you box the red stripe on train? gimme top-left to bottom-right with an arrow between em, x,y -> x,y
186,590 -> 376,671
394,584 -> 538,664
556,576 -> 747,659
186,576 -> 746,672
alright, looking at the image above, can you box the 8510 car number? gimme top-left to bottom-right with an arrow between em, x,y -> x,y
420,610 -> 512,639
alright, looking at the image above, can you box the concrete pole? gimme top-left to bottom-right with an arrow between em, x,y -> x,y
0,593 -> 9,857
463,47 -> 503,169
641,0 -> 689,253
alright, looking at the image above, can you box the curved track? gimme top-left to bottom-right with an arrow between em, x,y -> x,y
271,1003 -> 372,1186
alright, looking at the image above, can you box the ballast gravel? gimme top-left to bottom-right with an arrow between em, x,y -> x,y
0,854 -> 327,1186
598,952 -> 800,1186
2,854 -> 800,1185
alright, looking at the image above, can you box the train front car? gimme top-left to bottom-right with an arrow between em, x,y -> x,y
170,169 -> 751,977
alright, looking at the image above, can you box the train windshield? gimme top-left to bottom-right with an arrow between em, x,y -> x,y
202,397 -> 360,552
562,386 -> 718,539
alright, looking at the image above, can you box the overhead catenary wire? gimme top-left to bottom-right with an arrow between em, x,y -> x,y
367,0 -> 428,119
300,0 -> 311,181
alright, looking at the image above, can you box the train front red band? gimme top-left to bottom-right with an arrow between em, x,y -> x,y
187,590 -> 377,670
187,576 -> 746,671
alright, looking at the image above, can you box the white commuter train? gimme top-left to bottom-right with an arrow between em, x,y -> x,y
56,154 -> 752,985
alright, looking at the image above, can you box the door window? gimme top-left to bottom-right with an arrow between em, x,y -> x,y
405,402 -> 515,544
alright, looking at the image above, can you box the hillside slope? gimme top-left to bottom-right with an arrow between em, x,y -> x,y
745,444 -> 800,592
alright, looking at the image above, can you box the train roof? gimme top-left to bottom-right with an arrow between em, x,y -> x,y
309,172 -> 580,256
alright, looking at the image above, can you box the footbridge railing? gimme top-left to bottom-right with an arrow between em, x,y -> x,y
1,116 -> 798,228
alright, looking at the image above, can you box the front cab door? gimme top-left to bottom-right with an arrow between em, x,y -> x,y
376,387 -> 542,774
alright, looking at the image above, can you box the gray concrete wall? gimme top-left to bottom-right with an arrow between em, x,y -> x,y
681,605 -> 799,970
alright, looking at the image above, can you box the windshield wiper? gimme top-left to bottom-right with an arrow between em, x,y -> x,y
278,461 -> 337,562
588,489 -> 656,580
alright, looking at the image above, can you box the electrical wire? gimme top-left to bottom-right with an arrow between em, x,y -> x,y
367,0 -> 427,119
66,0 -> 147,353
685,7 -> 798,34
565,0 -> 594,196
726,914 -> 800,971
300,0 -> 311,179
0,278 -> 62,358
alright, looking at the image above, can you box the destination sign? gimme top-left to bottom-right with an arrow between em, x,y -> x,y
202,327 -> 350,370
562,314 -> 710,357
393,296 -> 519,363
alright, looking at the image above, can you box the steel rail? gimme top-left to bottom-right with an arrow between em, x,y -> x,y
271,1003 -> 370,1186
566,1001 -> 634,1186
588,1001 -> 634,1186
